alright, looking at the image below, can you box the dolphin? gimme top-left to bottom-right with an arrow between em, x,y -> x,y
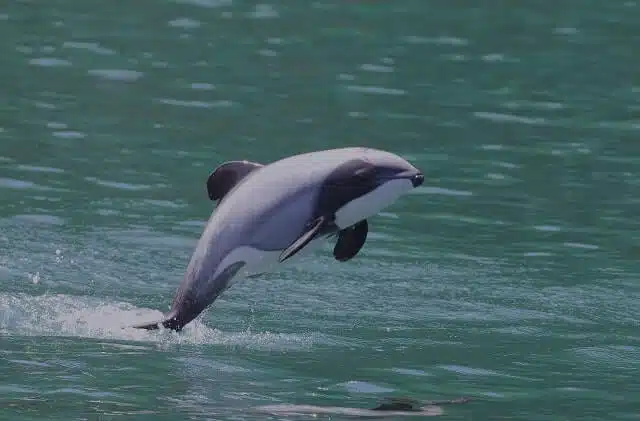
253,396 -> 472,417
131,147 -> 423,332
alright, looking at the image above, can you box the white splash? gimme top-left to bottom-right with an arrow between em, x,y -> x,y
0,293 -> 315,350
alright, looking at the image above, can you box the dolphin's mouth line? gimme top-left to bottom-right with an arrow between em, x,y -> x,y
380,175 -> 415,180
379,172 -> 424,187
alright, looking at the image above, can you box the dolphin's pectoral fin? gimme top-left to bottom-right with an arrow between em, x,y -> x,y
333,219 -> 368,262
279,216 -> 328,263
206,160 -> 263,201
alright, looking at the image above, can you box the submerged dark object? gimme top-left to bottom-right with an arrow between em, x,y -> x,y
371,396 -> 472,411
371,397 -> 422,411
253,395 -> 471,417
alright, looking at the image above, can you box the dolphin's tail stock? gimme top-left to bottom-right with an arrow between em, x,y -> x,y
129,310 -> 184,332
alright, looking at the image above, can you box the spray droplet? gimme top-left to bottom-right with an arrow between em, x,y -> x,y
30,272 -> 40,284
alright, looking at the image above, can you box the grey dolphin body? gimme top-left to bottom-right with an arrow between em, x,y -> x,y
254,396 -> 472,417
132,147 -> 423,332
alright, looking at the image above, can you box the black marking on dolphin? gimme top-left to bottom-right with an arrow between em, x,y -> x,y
206,160 -> 263,202
315,158 -> 379,217
279,158 -> 379,263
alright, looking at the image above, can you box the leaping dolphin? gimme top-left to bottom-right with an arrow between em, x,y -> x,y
131,147 -> 424,332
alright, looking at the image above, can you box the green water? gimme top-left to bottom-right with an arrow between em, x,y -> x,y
1,1 -> 639,420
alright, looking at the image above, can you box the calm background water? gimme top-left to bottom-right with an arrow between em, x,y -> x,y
1,1 -> 639,420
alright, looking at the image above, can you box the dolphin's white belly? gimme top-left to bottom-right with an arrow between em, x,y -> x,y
215,236 -> 330,288
335,178 -> 413,228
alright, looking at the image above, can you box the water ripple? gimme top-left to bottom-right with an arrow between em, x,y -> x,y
473,111 -> 547,125
248,4 -> 279,19
155,98 -> 234,108
342,381 -> 394,394
63,41 -> 116,55
189,82 -> 215,90
168,17 -> 201,29
88,69 -> 143,82
572,345 -> 640,370
52,131 -> 86,139
84,177 -> 154,191
15,165 -> 65,174
346,85 -> 406,96
0,178 -> 46,190
11,214 -> 66,226
360,63 -> 394,73
28,58 -> 72,67
401,35 -> 468,46
412,186 -> 474,197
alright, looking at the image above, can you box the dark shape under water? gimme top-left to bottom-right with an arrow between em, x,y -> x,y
372,397 -> 422,411
371,396 -> 472,411
253,395 -> 470,417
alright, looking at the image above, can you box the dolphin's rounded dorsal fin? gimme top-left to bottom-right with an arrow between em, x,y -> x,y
206,160 -> 263,202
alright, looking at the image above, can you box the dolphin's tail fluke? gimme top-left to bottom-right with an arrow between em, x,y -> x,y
131,320 -> 163,330
130,311 -> 184,332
